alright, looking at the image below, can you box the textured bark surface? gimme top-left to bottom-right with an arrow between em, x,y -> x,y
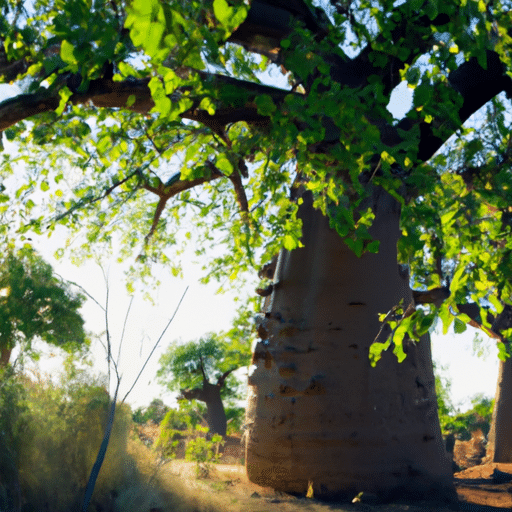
181,383 -> 227,437
0,347 -> 12,367
486,357 -> 512,462
245,188 -> 455,502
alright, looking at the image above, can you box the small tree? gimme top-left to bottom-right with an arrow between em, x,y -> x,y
0,247 -> 88,367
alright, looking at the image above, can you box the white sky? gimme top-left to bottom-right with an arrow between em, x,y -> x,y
0,77 -> 502,415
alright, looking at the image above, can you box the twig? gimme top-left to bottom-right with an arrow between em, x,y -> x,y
121,286 -> 189,403
117,295 -> 134,366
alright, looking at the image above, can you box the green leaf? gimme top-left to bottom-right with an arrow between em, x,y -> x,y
56,87 -> 72,116
60,40 -> 76,64
216,154 -> 233,174
453,317 -> 467,334
406,67 -> 421,86
283,234 -> 298,251
254,95 -> 276,116
213,0 -> 248,33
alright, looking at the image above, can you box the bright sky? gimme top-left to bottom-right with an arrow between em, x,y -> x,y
0,77 -> 502,414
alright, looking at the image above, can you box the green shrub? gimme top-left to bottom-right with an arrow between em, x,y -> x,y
13,369 -> 132,512
185,426 -> 224,478
132,398 -> 170,425
0,366 -> 29,512
155,405 -> 207,458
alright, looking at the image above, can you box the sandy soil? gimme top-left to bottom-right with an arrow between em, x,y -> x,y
160,460 -> 512,512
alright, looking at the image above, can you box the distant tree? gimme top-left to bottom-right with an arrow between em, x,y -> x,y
132,398 -> 170,425
0,248 -> 88,367
434,363 -> 494,441
157,331 -> 251,437
157,303 -> 253,437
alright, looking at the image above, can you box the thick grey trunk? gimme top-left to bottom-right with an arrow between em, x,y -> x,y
486,357 -> 512,462
203,384 -> 227,438
245,188 -> 455,502
182,382 -> 227,437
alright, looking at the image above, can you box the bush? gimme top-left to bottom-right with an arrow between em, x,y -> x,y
441,394 -> 494,441
132,398 -> 170,425
185,426 -> 224,478
0,366 -> 28,512
155,405 -> 208,459
13,369 -> 132,512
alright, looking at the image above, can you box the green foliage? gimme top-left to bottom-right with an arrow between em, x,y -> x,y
155,404 -> 207,459
132,398 -> 170,425
434,362 -> 494,441
225,405 -> 245,435
440,395 -> 494,441
1,0 -> 512,364
0,362 -> 133,512
157,303 -> 253,401
0,365 -> 28,511
0,247 -> 88,362
185,425 -> 224,477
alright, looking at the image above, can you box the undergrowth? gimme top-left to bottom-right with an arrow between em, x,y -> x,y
0,365 -> 235,512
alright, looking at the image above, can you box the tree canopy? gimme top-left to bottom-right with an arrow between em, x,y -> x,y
1,0 -> 511,357
157,334 -> 247,400
0,247 -> 88,365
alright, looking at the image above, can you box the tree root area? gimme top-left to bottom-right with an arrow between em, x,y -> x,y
165,461 -> 512,511
454,463 -> 512,510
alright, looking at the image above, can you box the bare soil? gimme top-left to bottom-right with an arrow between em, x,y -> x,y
136,424 -> 512,511
161,460 -> 512,512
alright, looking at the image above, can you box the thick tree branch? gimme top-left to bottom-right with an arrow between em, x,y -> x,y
141,163 -> 224,245
228,0 -> 328,60
217,368 -> 236,388
0,71 -> 289,133
413,290 -> 511,342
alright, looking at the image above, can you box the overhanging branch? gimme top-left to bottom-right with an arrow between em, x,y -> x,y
0,70 -> 291,133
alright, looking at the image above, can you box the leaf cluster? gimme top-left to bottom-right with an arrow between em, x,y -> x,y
0,246 -> 88,358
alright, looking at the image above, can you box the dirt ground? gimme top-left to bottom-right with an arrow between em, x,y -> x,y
161,460 -> 512,512
136,424 -> 512,511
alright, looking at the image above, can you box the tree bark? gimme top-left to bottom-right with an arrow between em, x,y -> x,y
0,347 -> 12,367
181,382 -> 227,438
245,188 -> 455,502
485,356 -> 512,462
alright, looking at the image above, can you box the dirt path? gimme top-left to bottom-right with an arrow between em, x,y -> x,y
157,461 -> 512,512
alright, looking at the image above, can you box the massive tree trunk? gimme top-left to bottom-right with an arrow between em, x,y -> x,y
485,357 -> 512,462
245,187 -> 455,502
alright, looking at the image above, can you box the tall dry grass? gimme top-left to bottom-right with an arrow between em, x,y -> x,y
1,368 -> 230,512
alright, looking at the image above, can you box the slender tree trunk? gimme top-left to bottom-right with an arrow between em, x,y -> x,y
485,357 -> 512,462
0,347 -> 12,367
245,187 -> 455,502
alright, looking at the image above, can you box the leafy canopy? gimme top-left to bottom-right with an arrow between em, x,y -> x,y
0,247 -> 88,361
0,0 -> 511,357
157,331 -> 251,402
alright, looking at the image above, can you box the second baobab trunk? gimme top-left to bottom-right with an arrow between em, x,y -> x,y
181,382 -> 227,438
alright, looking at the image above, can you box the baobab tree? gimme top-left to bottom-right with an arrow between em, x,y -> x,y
1,0 -> 512,503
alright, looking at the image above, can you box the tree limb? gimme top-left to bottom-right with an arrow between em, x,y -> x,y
217,368 -> 236,388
